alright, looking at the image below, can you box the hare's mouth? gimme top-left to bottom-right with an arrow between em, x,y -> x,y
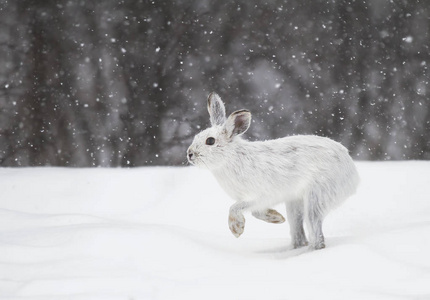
188,155 -> 200,164
187,153 -> 204,167
187,153 -> 196,165
187,148 -> 202,165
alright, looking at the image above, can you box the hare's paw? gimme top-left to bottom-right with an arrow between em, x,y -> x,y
228,213 -> 245,238
292,238 -> 308,249
252,209 -> 285,224
310,240 -> 326,250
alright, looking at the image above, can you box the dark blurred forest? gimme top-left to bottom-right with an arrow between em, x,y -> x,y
0,0 -> 429,167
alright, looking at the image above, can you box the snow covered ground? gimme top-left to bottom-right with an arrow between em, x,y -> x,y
0,162 -> 429,300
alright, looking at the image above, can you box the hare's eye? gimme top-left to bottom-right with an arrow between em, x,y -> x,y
206,137 -> 215,145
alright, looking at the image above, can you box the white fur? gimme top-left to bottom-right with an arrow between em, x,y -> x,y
187,93 -> 359,250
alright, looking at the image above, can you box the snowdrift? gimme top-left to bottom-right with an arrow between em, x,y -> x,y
1,162 -> 429,299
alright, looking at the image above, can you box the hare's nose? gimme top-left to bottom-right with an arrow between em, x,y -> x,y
187,149 -> 194,160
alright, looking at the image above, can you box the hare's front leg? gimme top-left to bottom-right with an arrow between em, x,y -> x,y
285,200 -> 308,249
228,202 -> 249,238
252,209 -> 285,224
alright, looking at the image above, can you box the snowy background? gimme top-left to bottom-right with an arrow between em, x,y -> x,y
1,2 -> 430,299
1,162 -> 430,299
0,1 -> 429,166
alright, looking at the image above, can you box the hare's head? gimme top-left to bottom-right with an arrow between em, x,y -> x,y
187,92 -> 251,169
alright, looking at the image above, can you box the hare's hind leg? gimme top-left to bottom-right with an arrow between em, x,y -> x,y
304,192 -> 326,250
285,200 -> 308,249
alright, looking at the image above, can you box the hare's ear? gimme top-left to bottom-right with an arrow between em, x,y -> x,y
207,92 -> 226,126
225,109 -> 251,138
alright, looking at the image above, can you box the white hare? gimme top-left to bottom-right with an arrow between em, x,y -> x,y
187,92 -> 359,250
